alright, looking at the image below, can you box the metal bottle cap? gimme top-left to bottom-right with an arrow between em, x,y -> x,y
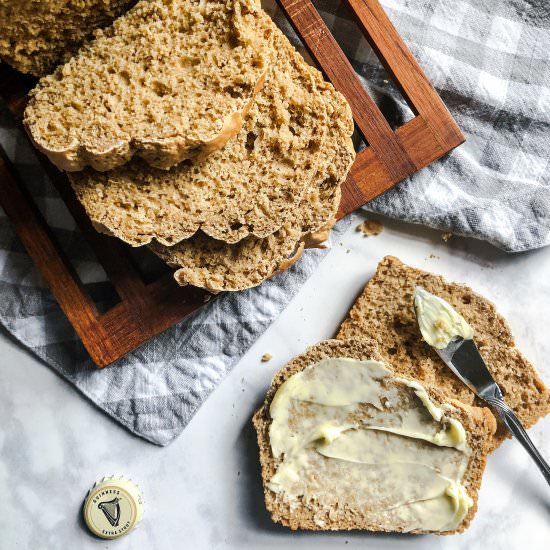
83,476 -> 143,539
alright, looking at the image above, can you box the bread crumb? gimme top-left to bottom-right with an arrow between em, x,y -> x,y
356,220 -> 384,237
203,294 -> 212,303
262,353 -> 273,363
427,253 -> 440,260
441,232 -> 453,242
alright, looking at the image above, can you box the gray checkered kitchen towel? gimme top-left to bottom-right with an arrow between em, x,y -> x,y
1,0 -> 549,445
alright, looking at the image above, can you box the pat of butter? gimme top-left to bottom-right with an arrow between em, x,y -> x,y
268,357 -> 472,533
413,287 -> 474,349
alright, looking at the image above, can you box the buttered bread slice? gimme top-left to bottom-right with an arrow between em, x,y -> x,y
24,0 -> 273,171
253,339 -> 496,534
69,25 -> 354,246
337,256 -> 550,449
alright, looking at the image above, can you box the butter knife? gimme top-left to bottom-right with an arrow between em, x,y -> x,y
413,286 -> 550,486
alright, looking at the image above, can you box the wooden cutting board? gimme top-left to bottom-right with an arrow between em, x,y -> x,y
0,0 -> 464,367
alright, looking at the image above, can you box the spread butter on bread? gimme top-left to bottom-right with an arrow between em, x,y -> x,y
253,339 -> 496,533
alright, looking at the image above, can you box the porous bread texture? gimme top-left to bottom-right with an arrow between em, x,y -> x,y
149,184 -> 342,293
69,24 -> 355,246
24,0 -> 273,171
0,0 -> 137,77
337,256 -> 550,449
252,339 -> 497,534
149,121 -> 355,292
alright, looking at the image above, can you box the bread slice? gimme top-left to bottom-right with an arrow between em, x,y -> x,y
337,256 -> 550,448
23,0 -> 273,171
68,24 -> 354,246
253,339 -> 496,534
148,114 -> 354,292
0,0 -> 137,77
148,181 -> 342,293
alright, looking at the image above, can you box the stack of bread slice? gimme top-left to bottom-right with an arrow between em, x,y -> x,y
22,0 -> 356,293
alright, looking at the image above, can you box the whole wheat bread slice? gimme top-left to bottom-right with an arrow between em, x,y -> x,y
69,25 -> 354,246
148,182 -> 342,293
0,0 -> 137,77
253,339 -> 496,534
337,256 -> 550,449
148,120 -> 354,292
24,0 -> 273,171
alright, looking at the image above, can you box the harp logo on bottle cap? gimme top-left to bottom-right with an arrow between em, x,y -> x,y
83,476 -> 143,539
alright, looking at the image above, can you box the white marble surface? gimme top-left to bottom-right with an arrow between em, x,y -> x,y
1,212 -> 549,549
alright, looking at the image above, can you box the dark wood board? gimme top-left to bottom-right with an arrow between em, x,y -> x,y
0,0 -> 464,367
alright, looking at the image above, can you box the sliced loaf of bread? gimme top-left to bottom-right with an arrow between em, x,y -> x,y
69,25 -> 354,246
0,0 -> 137,77
253,339 -> 496,533
337,256 -> 550,448
24,0 -> 273,171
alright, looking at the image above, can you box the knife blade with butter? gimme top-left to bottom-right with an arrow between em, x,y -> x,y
413,286 -> 550,486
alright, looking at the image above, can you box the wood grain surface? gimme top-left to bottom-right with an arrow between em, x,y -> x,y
0,0 -> 464,366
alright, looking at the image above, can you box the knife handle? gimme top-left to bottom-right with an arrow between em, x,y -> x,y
485,396 -> 550,487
